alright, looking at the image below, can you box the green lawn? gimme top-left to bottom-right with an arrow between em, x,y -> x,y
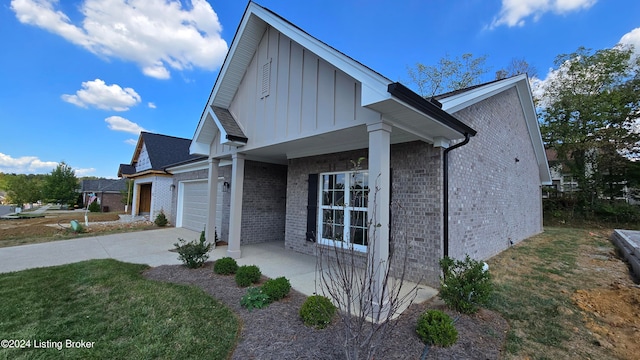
0,260 -> 239,360
487,227 -> 624,360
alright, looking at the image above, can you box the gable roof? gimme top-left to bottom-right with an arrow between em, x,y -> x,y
437,74 -> 552,184
133,132 -> 201,171
190,1 -> 475,155
120,132 -> 203,178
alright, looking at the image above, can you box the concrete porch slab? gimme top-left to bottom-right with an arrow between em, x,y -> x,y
209,241 -> 438,318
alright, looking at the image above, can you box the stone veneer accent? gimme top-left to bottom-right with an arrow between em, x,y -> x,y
285,142 -> 444,286
447,87 -> 543,260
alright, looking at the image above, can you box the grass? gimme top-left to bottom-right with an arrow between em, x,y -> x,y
0,259 -> 239,359
487,227 -> 619,360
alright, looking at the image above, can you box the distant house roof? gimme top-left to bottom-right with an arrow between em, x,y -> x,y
138,132 -> 201,170
81,179 -> 127,193
121,132 -> 203,177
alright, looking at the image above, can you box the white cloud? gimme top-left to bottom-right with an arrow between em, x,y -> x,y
532,27 -> 640,104
11,0 -> 228,79
124,138 -> 138,145
0,152 -> 59,174
147,102 -> 156,109
105,116 -> 146,134
620,27 -> 640,58
75,167 -> 96,176
490,0 -> 597,29
61,79 -> 141,111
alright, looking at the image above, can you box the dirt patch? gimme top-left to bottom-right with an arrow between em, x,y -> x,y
573,283 -> 640,359
144,263 -> 509,359
0,211 -> 154,247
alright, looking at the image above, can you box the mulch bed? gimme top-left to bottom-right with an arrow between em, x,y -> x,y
144,262 -> 508,359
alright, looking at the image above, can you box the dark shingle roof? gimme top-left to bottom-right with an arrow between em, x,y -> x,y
81,179 -> 127,193
212,106 -> 247,142
140,132 -> 202,171
118,164 -> 136,177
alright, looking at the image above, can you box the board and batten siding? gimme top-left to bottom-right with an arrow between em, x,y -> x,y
210,26 -> 380,158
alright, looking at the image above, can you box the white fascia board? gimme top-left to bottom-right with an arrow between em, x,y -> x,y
168,159 -> 231,174
166,159 -> 208,174
515,79 -> 552,184
440,75 -> 525,114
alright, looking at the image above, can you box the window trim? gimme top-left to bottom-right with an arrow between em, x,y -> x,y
317,170 -> 369,252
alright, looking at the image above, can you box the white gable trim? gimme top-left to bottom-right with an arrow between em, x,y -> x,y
192,2 -> 393,152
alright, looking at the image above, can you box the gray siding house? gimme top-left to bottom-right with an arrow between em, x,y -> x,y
190,2 -> 551,287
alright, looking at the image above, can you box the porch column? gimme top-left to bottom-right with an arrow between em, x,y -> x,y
206,158 -> 220,246
367,121 -> 392,320
227,153 -> 245,259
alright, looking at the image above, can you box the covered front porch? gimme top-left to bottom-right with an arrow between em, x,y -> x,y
208,240 -> 438,318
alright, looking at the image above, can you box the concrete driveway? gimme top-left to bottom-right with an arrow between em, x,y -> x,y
0,227 -> 199,273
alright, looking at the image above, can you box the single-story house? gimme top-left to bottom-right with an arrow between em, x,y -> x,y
79,179 -> 128,212
189,2 -> 551,289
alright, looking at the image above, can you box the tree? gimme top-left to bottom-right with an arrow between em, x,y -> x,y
5,174 -> 43,207
42,162 -> 80,206
538,45 -> 640,206
495,57 -> 537,79
407,53 -> 489,97
315,160 -> 420,360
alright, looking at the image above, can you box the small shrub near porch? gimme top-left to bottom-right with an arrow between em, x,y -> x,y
439,255 -> 493,314
173,230 -> 212,269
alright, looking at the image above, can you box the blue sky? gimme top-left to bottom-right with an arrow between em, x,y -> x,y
1,0 -> 639,178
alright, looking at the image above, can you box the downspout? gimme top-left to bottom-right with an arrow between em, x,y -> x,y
442,133 -> 471,258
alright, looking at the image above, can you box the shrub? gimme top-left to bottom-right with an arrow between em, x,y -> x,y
173,236 -> 212,269
439,255 -> 492,314
262,277 -> 291,301
214,257 -> 238,275
154,211 -> 168,227
416,310 -> 458,347
235,265 -> 261,287
240,287 -> 271,311
299,295 -> 336,329
88,200 -> 101,212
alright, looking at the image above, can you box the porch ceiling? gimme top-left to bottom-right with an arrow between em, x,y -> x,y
236,125 -> 420,164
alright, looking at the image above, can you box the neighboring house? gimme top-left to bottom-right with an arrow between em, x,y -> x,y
118,132 -> 205,222
79,179 -> 128,212
544,148 -> 638,203
189,2 -> 551,288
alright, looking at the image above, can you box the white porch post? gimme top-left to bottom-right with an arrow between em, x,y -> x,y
367,121 -> 392,320
227,153 -> 245,259
206,158 -> 220,246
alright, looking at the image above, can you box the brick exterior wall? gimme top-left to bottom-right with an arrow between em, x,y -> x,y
284,142 -> 445,286
447,87 -> 543,261
99,193 -> 125,212
240,160 -> 288,245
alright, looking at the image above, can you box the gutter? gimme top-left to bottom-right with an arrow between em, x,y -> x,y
386,82 -> 476,259
442,133 -> 471,258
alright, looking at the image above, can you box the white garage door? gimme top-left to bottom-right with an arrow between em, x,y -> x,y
180,181 -> 208,232
179,179 -> 224,233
